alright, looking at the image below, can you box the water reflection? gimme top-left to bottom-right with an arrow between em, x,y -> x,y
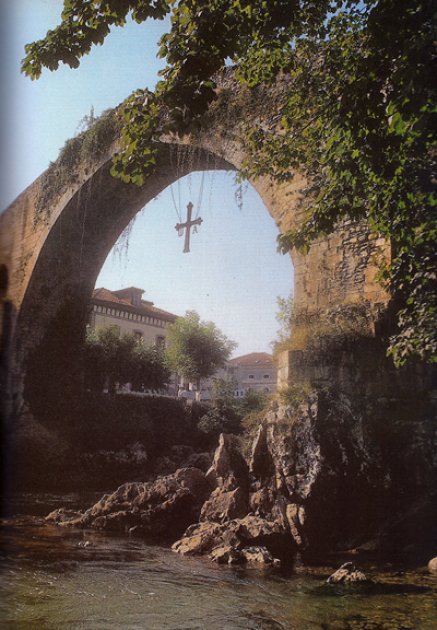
1,495 -> 436,629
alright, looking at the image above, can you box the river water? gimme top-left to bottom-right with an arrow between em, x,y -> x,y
1,493 -> 436,629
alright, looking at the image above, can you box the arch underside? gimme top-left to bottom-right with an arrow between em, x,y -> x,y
13,143 -> 234,407
1,125 -> 391,419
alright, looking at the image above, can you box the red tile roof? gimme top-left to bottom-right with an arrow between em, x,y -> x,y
92,287 -> 178,322
228,352 -> 273,366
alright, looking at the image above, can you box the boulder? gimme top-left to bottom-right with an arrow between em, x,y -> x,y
327,562 -> 372,584
240,546 -> 281,567
172,521 -> 230,556
208,544 -> 280,567
209,545 -> 243,565
249,487 -> 276,517
427,557 -> 437,574
173,513 -> 293,562
200,486 -> 248,523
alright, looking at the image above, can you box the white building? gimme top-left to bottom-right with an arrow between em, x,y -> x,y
226,352 -> 277,398
196,352 -> 277,400
89,286 -> 178,348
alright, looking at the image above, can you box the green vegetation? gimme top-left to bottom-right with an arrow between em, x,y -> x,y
166,310 -> 236,391
273,293 -> 294,356
278,383 -> 314,411
35,108 -> 119,221
23,1 -> 436,365
84,326 -> 170,394
275,299 -> 376,357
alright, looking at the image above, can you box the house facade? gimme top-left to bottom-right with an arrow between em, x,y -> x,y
89,287 -> 178,347
89,290 -> 277,399
196,352 -> 278,400
225,352 -> 277,398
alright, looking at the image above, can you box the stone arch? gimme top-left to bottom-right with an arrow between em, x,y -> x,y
0,79 -> 390,421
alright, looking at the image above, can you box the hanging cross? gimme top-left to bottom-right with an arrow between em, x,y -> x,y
175,202 -> 203,253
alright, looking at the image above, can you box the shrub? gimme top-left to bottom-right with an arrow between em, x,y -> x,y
278,383 -> 314,410
197,404 -> 241,447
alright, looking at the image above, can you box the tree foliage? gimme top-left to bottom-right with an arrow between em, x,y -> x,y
23,1 -> 437,365
84,326 -> 170,393
166,310 -> 236,388
275,293 -> 294,343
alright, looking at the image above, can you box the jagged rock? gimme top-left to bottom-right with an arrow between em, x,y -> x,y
235,514 -> 285,541
208,433 -> 249,490
47,467 -> 211,539
209,545 -> 243,564
265,400 -> 322,503
200,486 -> 248,523
327,562 -> 372,584
208,544 -> 280,567
249,487 -> 276,517
173,514 -> 293,561
240,546 -> 281,567
172,521 -> 230,556
249,424 -> 273,479
286,503 -> 307,548
428,557 -> 437,574
46,508 -> 85,527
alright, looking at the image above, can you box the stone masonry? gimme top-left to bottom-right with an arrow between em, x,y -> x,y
0,71 -> 390,421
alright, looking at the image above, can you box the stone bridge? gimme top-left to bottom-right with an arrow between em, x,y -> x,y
0,75 -> 390,423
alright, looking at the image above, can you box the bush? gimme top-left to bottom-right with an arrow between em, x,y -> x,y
236,389 -> 269,415
197,403 -> 241,447
278,383 -> 314,410
274,300 -> 376,357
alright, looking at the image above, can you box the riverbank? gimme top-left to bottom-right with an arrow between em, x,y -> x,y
1,494 -> 436,630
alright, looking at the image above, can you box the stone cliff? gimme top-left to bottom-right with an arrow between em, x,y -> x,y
48,386 -> 436,567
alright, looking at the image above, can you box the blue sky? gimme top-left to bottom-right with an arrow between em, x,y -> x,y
1,0 -> 293,356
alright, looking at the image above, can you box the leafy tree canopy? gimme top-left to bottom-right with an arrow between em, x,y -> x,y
84,326 -> 170,393
23,1 -> 437,365
166,310 -> 236,388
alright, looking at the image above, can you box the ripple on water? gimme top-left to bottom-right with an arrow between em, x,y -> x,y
1,497 -> 437,630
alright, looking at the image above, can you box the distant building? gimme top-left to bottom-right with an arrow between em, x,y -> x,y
88,291 -> 277,399
89,287 -> 178,348
225,352 -> 277,398
196,352 -> 277,400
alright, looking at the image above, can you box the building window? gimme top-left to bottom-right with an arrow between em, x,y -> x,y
134,330 -> 143,340
248,374 -> 254,379
263,374 -> 270,379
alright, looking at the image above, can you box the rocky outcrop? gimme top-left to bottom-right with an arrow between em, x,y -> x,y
172,432 -> 296,566
45,387 -> 435,567
174,388 -> 436,564
46,467 -> 211,540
